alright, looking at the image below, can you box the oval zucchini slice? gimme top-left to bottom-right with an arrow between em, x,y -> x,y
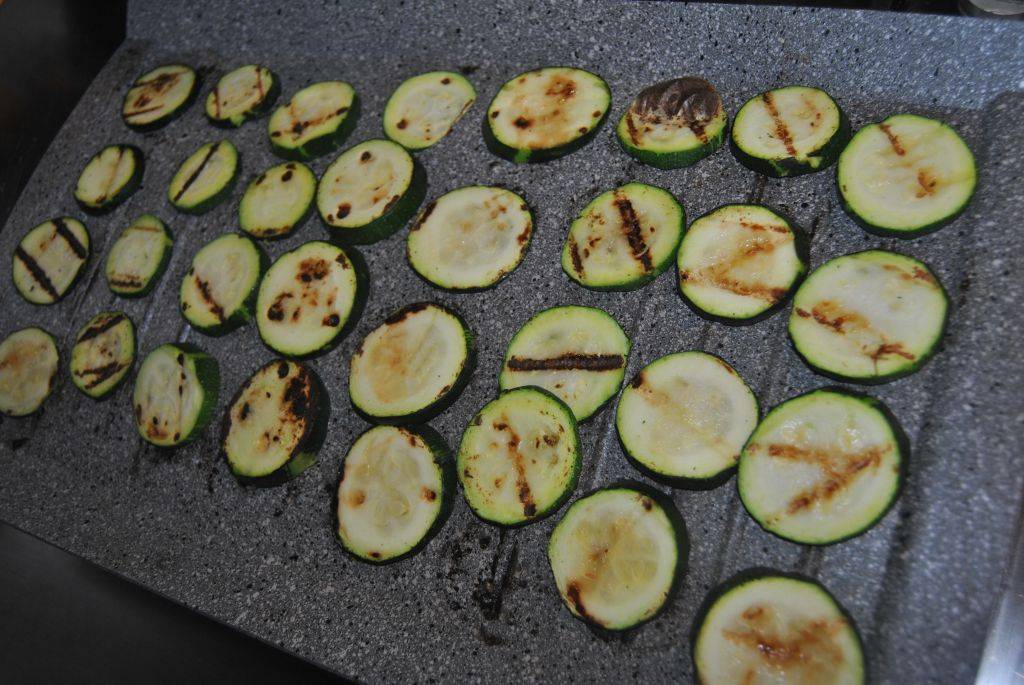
407,185 -> 533,290
238,162 -> 315,239
168,140 -> 239,214
837,113 -> 976,237
205,64 -> 279,127
678,204 -> 807,322
70,312 -> 135,399
0,327 -> 59,417
349,302 -> 473,423
383,71 -> 476,150
180,233 -> 266,336
548,486 -> 685,631
335,424 -> 453,563
122,64 -> 197,131
458,386 -> 581,526
788,250 -> 948,383
738,388 -> 903,545
499,305 -> 630,421
13,217 -> 90,305
268,81 -> 358,160
562,183 -> 684,291
105,214 -> 173,298
133,343 -> 220,447
74,144 -> 143,213
485,66 -> 611,163
694,574 -> 864,685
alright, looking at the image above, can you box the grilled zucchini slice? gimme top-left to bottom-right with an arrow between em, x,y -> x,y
133,343 -> 220,447
180,233 -> 266,336
122,64 -> 197,130
168,140 -> 239,214
70,312 -> 135,399
105,214 -> 173,298
74,144 -> 143,213
383,71 -> 476,150
12,217 -> 90,305
267,81 -> 358,160
205,64 -> 279,127
0,327 -> 59,417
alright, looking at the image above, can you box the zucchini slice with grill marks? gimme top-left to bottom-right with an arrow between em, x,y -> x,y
255,241 -> 360,358
837,114 -> 976,237
458,386 -> 580,526
731,86 -> 850,178
70,311 -> 135,399
384,71 -> 476,150
407,185 -> 533,290
335,424 -> 453,563
678,204 -> 807,322
122,64 -> 197,131
616,352 -> 758,483
205,64 -> 279,127
548,486 -> 686,631
500,305 -> 630,421
12,217 -> 90,305
349,302 -> 473,423
694,574 -> 864,685
133,343 -> 220,447
105,214 -> 173,298
485,66 -> 611,163
562,183 -> 684,291
168,140 -> 239,214
616,77 -> 727,169
0,327 -> 59,417
222,359 -> 326,485
267,81 -> 358,160
180,233 -> 266,336
74,145 -> 143,213
738,388 -> 903,545
789,250 -> 947,383
239,162 -> 315,239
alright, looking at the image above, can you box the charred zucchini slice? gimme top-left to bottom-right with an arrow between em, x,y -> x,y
180,233 -> 266,336
133,343 -> 219,447
267,81 -> 358,160
105,214 -> 173,298
383,71 -> 476,150
122,64 -> 197,131
74,145 -> 143,213
0,327 -> 59,417
168,140 -> 239,214
205,64 -> 279,127
70,312 -> 135,399
12,217 -> 90,305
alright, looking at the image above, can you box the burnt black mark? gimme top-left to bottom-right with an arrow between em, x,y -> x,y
281,170 -> 293,182
53,218 -> 88,259
614,195 -> 652,272
173,142 -> 220,202
277,361 -> 290,378
195,277 -> 225,322
14,247 -> 59,300
507,353 -> 625,372
385,302 -> 430,325
77,313 -> 126,343
77,361 -> 127,389
410,201 -> 437,232
283,374 -> 310,418
323,313 -> 340,327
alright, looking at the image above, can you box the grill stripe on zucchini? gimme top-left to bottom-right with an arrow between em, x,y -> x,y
122,64 -> 197,130
133,343 -> 220,447
168,140 -> 240,214
205,64 -> 279,127
268,81 -> 358,160
239,162 -> 315,239
13,217 -> 90,305
105,214 -> 173,297
70,312 -> 135,399
74,145 -> 143,213
180,233 -> 266,336
0,327 -> 59,417
384,71 -> 476,150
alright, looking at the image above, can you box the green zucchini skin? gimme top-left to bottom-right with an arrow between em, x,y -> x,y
106,217 -> 174,299
205,67 -> 280,128
75,145 -> 145,215
321,157 -> 427,246
270,94 -> 361,161
180,235 -> 269,337
122,65 -> 200,132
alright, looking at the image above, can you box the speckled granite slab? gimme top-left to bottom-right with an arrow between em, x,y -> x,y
1,1 -> 1022,682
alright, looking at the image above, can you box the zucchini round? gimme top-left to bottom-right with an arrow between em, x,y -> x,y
0,327 -> 59,417
74,145 -> 143,213
105,214 -> 173,298
70,311 -> 135,399
268,81 -> 358,160
238,162 -> 315,239
168,140 -> 240,215
383,71 -> 476,150
205,64 -> 279,127
180,233 -> 266,336
122,64 -> 197,131
133,343 -> 220,447
13,217 -> 90,305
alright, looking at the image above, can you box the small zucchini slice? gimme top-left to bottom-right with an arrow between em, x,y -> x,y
616,352 -> 758,483
485,66 -> 611,163
133,343 -> 220,447
335,424 -> 453,563
678,204 -> 806,322
74,145 -> 143,213
548,486 -> 686,631
349,302 -> 473,423
616,76 -> 727,169
255,241 -> 360,358
168,140 -> 239,214
12,217 -> 90,305
694,574 -> 864,684
739,388 -> 903,545
789,250 -> 948,383
407,185 -> 533,290
267,81 -> 358,160
457,386 -> 580,526
70,311 -> 135,399
180,233 -> 266,336
122,64 -> 198,131
105,214 -> 173,297
0,327 -> 59,417
204,64 -> 279,127
316,139 -> 425,244
238,162 -> 315,239
499,305 -> 630,421
837,113 -> 976,237
731,85 -> 850,177
562,182 -> 684,291
383,71 -> 476,150
222,359 -> 326,485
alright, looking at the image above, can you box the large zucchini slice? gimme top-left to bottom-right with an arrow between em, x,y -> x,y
335,425 -> 453,563
349,302 -> 473,423
788,250 -> 948,383
678,204 -> 806,322
837,113 -> 976,237
0,327 -> 59,417
168,140 -> 240,214
74,144 -> 143,213
457,386 -> 580,526
205,64 -> 279,127
616,76 -> 727,169
105,214 -> 173,298
616,352 -> 758,483
731,86 -> 850,178
485,67 -> 611,163
239,162 -> 315,239
499,305 -> 630,421
738,388 -> 903,545
383,71 -> 476,150
122,64 -> 197,131
694,574 -> 864,684
133,343 -> 220,447
12,217 -> 90,305
548,486 -> 686,631
407,185 -> 533,290
562,182 -> 684,291
180,233 -> 266,336
70,311 -> 135,399
267,81 -> 358,160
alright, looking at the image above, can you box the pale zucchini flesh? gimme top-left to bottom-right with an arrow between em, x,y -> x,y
268,81 -> 357,160
168,140 -> 239,214
74,145 -> 143,212
0,327 -> 59,417
105,214 -> 173,297
384,71 -> 476,150
133,343 -> 219,447
180,233 -> 265,335
205,64 -> 278,127
239,162 -> 316,239
70,312 -> 135,399
12,217 -> 90,305
122,64 -> 197,130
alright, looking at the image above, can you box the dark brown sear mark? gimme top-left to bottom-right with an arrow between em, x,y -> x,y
492,420 -> 536,517
77,313 -> 126,343
723,605 -> 847,672
396,119 -> 408,130
108,275 -> 144,289
336,203 -> 351,219
384,301 -> 430,325
566,581 -> 600,626
507,353 -> 625,372
796,302 -> 917,366
194,277 -> 225,322
360,150 -> 372,162
53,219 -> 88,259
567,237 -> 585,275
613,193 -> 653,272
281,170 -> 293,182
761,91 -> 798,158
410,201 -> 437,231
513,116 -> 531,129
76,361 -> 128,389
14,247 -> 60,300
323,313 -> 340,327
173,142 -> 220,202
878,123 -> 906,156
629,76 -> 721,144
